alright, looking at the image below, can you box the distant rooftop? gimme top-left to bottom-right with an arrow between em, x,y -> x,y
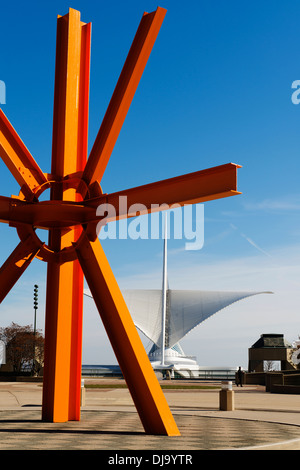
251,334 -> 292,349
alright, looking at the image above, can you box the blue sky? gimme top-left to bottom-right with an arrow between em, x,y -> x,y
1,0 -> 300,368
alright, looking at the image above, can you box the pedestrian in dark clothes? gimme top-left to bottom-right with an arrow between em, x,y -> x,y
236,366 -> 244,387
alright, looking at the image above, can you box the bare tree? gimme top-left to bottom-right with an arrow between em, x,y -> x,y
264,360 -> 279,372
0,322 -> 44,375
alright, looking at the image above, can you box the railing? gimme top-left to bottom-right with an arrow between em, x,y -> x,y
172,369 -> 237,380
198,369 -> 236,380
82,365 -> 237,380
82,365 -> 122,376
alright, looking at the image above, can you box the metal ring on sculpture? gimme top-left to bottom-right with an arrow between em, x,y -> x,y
16,176 -> 102,264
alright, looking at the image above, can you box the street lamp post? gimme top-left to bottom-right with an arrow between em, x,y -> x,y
32,284 -> 38,375
33,284 -> 38,336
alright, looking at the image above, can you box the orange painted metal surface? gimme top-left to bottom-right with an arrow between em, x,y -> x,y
90,163 -> 242,222
76,235 -> 180,435
0,109 -> 47,200
42,8 -> 91,423
0,235 -> 41,303
0,7 -> 242,435
0,164 -> 240,228
82,7 -> 167,188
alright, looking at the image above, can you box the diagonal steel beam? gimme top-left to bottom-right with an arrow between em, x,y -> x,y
0,235 -> 42,303
0,109 -> 47,200
76,234 -> 180,436
82,7 -> 166,187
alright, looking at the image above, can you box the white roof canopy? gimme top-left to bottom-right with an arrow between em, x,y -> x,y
122,289 -> 270,349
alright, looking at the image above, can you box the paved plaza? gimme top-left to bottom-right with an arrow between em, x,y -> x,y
0,379 -> 299,451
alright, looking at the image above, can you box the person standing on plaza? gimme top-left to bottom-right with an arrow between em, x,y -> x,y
236,366 -> 244,387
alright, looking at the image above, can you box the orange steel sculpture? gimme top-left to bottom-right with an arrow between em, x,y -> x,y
0,8 -> 241,435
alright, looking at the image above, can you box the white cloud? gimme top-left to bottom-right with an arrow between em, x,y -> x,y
244,196 -> 300,212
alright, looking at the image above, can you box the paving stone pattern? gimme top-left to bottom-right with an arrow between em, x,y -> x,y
1,409 -> 300,450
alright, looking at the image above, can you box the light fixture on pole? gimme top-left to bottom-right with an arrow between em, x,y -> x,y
33,284 -> 38,335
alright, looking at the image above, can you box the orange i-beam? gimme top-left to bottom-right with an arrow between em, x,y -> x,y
0,7 -> 242,436
42,9 -> 91,422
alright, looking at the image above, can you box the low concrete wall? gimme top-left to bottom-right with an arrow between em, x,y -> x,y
244,371 -> 300,394
271,384 -> 300,394
283,374 -> 300,385
244,372 -> 266,385
265,372 -> 283,392
0,376 -> 43,382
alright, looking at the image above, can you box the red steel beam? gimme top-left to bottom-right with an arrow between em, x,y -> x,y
0,196 -> 95,229
42,8 -> 91,423
0,164 -> 241,231
0,195 -> 28,225
82,7 -> 166,187
0,109 -> 47,200
69,19 -> 91,419
76,235 -> 180,436
0,235 -> 41,303
88,163 -> 242,221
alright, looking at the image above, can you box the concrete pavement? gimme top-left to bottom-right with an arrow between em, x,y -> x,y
0,379 -> 300,450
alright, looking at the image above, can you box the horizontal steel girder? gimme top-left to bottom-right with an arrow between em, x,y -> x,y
0,163 -> 241,230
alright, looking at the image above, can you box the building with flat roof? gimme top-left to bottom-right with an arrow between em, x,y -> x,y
248,334 -> 296,372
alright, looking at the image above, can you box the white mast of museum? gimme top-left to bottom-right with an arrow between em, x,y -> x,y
161,213 -> 168,367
